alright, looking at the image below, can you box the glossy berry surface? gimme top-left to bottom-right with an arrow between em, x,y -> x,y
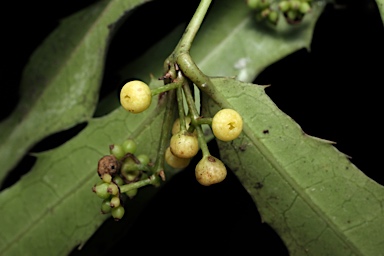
165,147 -> 191,169
211,108 -> 243,142
111,206 -> 125,221
170,131 -> 199,159
120,80 -> 152,113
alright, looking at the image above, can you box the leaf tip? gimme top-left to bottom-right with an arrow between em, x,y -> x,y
304,133 -> 336,144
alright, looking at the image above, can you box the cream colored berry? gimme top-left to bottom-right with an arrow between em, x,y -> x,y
165,147 -> 191,169
120,80 -> 152,113
195,155 -> 227,186
172,117 -> 192,135
170,131 -> 199,159
212,108 -> 243,141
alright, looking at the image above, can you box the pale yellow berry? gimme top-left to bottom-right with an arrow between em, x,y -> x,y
170,131 -> 199,159
165,147 -> 191,169
172,117 -> 195,135
211,109 -> 243,141
120,80 -> 152,113
195,155 -> 227,186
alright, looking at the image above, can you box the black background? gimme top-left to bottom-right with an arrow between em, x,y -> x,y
1,0 -> 383,255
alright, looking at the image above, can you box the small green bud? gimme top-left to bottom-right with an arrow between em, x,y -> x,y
112,175 -> 124,186
290,0 -> 301,10
93,182 -> 110,199
122,139 -> 137,154
107,183 -> 119,195
125,188 -> 138,199
110,196 -> 121,208
111,206 -> 125,221
278,1 -> 291,12
109,144 -> 125,160
247,0 -> 261,9
136,154 -> 150,166
268,11 -> 279,25
287,9 -> 298,21
299,2 -> 311,14
102,173 -> 112,183
101,199 -> 112,214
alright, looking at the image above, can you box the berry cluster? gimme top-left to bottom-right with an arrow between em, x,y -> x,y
246,0 -> 313,25
119,80 -> 243,186
92,139 -> 151,220
165,106 -> 243,185
93,77 -> 244,219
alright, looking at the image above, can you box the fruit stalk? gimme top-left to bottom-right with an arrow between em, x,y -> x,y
175,0 -> 212,54
182,79 -> 210,158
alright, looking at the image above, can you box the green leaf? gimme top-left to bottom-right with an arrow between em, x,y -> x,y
0,0 -> 327,255
0,0 -> 152,184
202,77 -> 384,255
119,0 -> 323,84
375,0 -> 384,23
191,0 -> 324,82
0,77 -> 170,256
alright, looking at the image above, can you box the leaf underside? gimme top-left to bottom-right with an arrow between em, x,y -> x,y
203,77 -> 384,256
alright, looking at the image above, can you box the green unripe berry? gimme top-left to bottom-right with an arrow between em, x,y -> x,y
299,2 -> 311,14
111,206 -> 125,221
211,108 -> 243,142
278,1 -> 291,12
136,154 -> 150,166
268,10 -> 279,24
112,175 -> 124,186
110,196 -> 121,208
290,0 -> 301,10
107,183 -> 119,196
259,0 -> 270,9
122,139 -> 137,154
102,173 -> 112,183
109,144 -> 125,160
170,131 -> 199,159
165,147 -> 191,169
125,188 -> 138,199
195,155 -> 227,186
247,0 -> 261,9
92,182 -> 111,199
101,199 -> 112,214
286,9 -> 298,21
120,80 -> 152,113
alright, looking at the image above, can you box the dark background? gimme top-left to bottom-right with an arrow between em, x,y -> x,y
1,0 -> 383,255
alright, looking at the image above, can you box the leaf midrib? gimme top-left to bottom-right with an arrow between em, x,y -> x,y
213,79 -> 363,255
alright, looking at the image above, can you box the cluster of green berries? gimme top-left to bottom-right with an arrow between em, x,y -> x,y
246,0 -> 312,25
92,139 -> 150,221
118,80 -> 244,186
